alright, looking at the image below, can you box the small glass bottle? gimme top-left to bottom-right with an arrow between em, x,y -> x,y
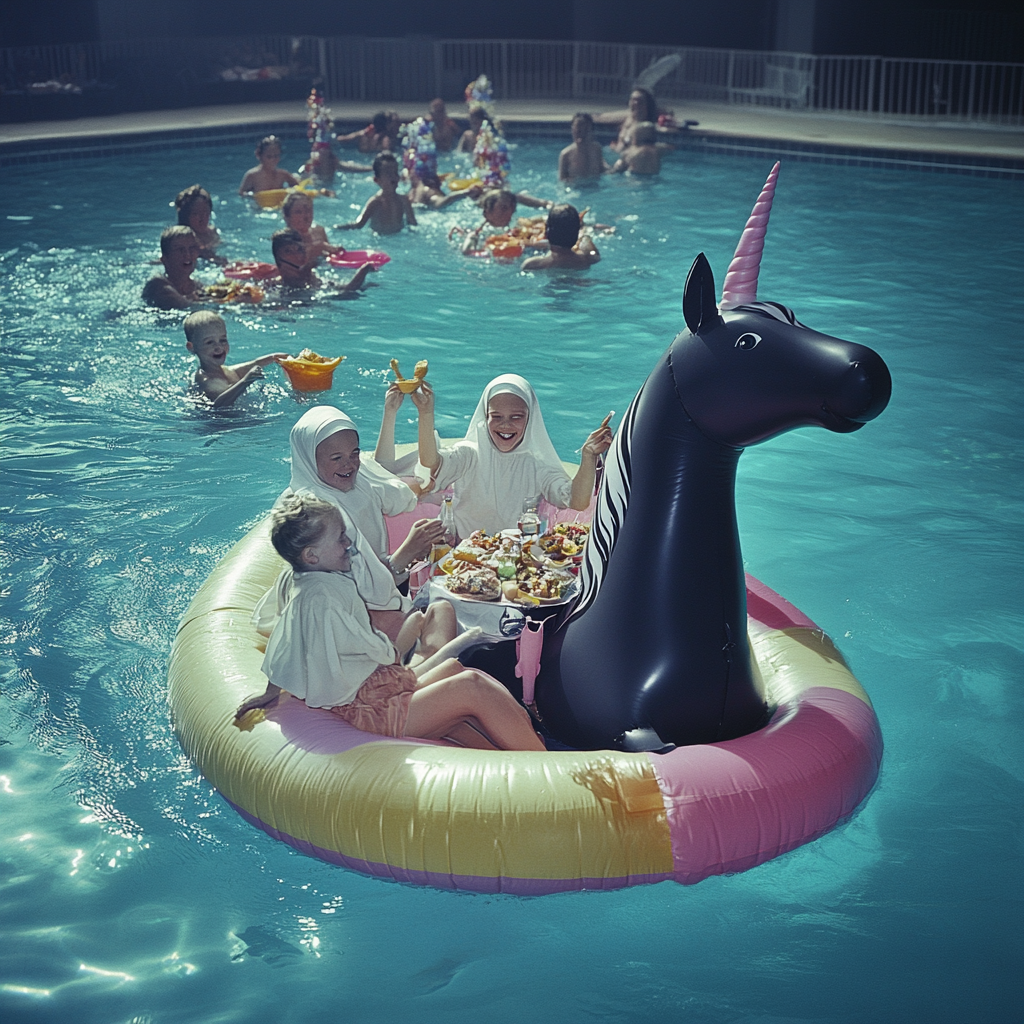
431,495 -> 458,569
518,497 -> 540,540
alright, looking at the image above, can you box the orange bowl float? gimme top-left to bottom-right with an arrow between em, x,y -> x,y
277,351 -> 345,392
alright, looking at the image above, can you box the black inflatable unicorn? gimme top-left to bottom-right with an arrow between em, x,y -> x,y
469,162 -> 892,751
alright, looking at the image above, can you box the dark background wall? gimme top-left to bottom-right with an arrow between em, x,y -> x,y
4,0 -> 1023,61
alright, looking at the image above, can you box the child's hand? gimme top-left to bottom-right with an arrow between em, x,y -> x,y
383,382 -> 405,414
403,518 -> 447,562
409,380 -> 434,414
243,366 -> 266,383
234,685 -> 280,720
581,414 -> 613,459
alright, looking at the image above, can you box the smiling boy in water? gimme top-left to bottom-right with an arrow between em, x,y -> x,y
184,310 -> 288,408
143,226 -> 205,310
335,152 -> 417,236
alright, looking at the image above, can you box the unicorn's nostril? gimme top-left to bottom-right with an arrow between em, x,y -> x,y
832,352 -> 892,423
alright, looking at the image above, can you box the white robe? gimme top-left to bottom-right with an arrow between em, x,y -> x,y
424,374 -> 573,538
282,405 -> 418,562
253,568 -> 396,709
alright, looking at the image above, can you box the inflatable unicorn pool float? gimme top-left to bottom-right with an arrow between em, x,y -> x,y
168,163 -> 892,893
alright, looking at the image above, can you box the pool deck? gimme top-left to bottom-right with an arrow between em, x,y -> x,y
2,98 -> 1022,172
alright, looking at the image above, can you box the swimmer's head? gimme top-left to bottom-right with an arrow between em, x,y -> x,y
482,189 -> 517,227
571,113 -> 593,142
183,310 -> 228,367
372,152 -> 400,189
628,88 -> 657,122
282,191 -> 314,231
271,228 -> 308,285
255,135 -> 283,164
429,97 -> 446,119
371,112 -> 388,134
632,121 -> 657,146
545,204 -> 581,250
175,185 -> 213,231
271,494 -> 350,573
159,225 -> 199,275
468,105 -> 487,130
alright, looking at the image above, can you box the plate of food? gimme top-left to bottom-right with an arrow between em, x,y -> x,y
442,567 -> 501,602
531,529 -> 587,569
514,565 -> 578,604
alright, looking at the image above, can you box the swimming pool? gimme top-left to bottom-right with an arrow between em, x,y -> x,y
1,134 -> 1021,1023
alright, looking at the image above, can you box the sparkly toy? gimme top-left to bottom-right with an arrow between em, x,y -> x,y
400,117 -> 438,183
464,74 -> 493,113
473,120 -> 511,189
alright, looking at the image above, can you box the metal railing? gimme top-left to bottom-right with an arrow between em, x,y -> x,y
3,35 -> 1022,126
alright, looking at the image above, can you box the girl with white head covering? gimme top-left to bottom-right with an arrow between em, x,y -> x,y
282,405 -> 445,581
414,373 -> 613,540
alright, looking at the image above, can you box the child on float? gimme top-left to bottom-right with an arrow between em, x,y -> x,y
336,111 -> 401,154
558,113 -> 609,181
281,192 -> 343,263
457,188 -> 552,255
174,185 -> 223,263
286,404 -> 445,586
235,494 -> 545,751
271,229 -> 375,295
238,135 -> 299,195
608,122 -> 661,176
520,204 -> 600,271
413,373 -> 613,540
335,152 -> 417,236
184,310 -> 288,408
142,226 -> 204,310
297,144 -> 371,187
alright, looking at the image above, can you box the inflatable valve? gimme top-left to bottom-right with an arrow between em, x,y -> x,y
515,617 -> 546,711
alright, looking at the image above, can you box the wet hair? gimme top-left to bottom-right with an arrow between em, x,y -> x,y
175,184 -> 212,225
571,112 -> 593,130
159,224 -> 197,257
419,171 -> 443,191
182,310 -> 226,345
282,191 -> 314,218
630,88 -> 658,122
270,493 -> 338,571
272,228 -> 305,261
468,104 -> 487,126
371,112 -> 388,133
256,134 -> 282,155
546,204 -> 581,249
632,121 -> 658,146
372,151 -> 399,178
482,189 -> 516,216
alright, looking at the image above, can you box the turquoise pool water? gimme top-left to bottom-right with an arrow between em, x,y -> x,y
1,136 -> 1021,1023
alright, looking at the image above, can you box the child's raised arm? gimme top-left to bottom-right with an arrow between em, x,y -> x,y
412,381 -> 440,481
569,412 -> 614,509
374,383 -> 405,467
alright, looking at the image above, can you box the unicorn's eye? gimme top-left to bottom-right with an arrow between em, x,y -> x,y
735,333 -> 761,350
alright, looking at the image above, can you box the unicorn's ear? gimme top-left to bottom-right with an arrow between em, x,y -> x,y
682,253 -> 723,335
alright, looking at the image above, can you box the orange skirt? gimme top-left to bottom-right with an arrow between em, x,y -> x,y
329,663 -> 418,737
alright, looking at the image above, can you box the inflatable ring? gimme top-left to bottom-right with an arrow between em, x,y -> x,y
328,250 -> 390,269
167,520 -> 881,894
253,179 -> 322,210
223,261 -> 279,282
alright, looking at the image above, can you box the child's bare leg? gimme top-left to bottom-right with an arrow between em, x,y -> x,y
369,608 -> 407,645
442,721 -> 499,750
393,610 -> 425,661
418,601 -> 457,657
404,669 -> 546,751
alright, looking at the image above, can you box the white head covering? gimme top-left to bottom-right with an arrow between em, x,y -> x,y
274,406 -> 410,612
283,405 -> 416,560
437,374 -> 571,537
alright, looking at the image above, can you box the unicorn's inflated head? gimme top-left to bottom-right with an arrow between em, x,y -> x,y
668,164 -> 891,448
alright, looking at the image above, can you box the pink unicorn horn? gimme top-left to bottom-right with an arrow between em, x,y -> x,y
720,161 -> 780,310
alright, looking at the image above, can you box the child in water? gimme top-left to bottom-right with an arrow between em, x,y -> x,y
281,192 -> 343,263
271,230 -> 375,295
184,310 -> 288,408
234,494 -> 545,750
238,135 -> 299,195
174,185 -> 223,262
412,373 -> 612,540
520,204 -> 600,271
142,226 -> 204,310
558,113 -> 609,181
609,122 -> 661,176
335,152 -> 417,235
